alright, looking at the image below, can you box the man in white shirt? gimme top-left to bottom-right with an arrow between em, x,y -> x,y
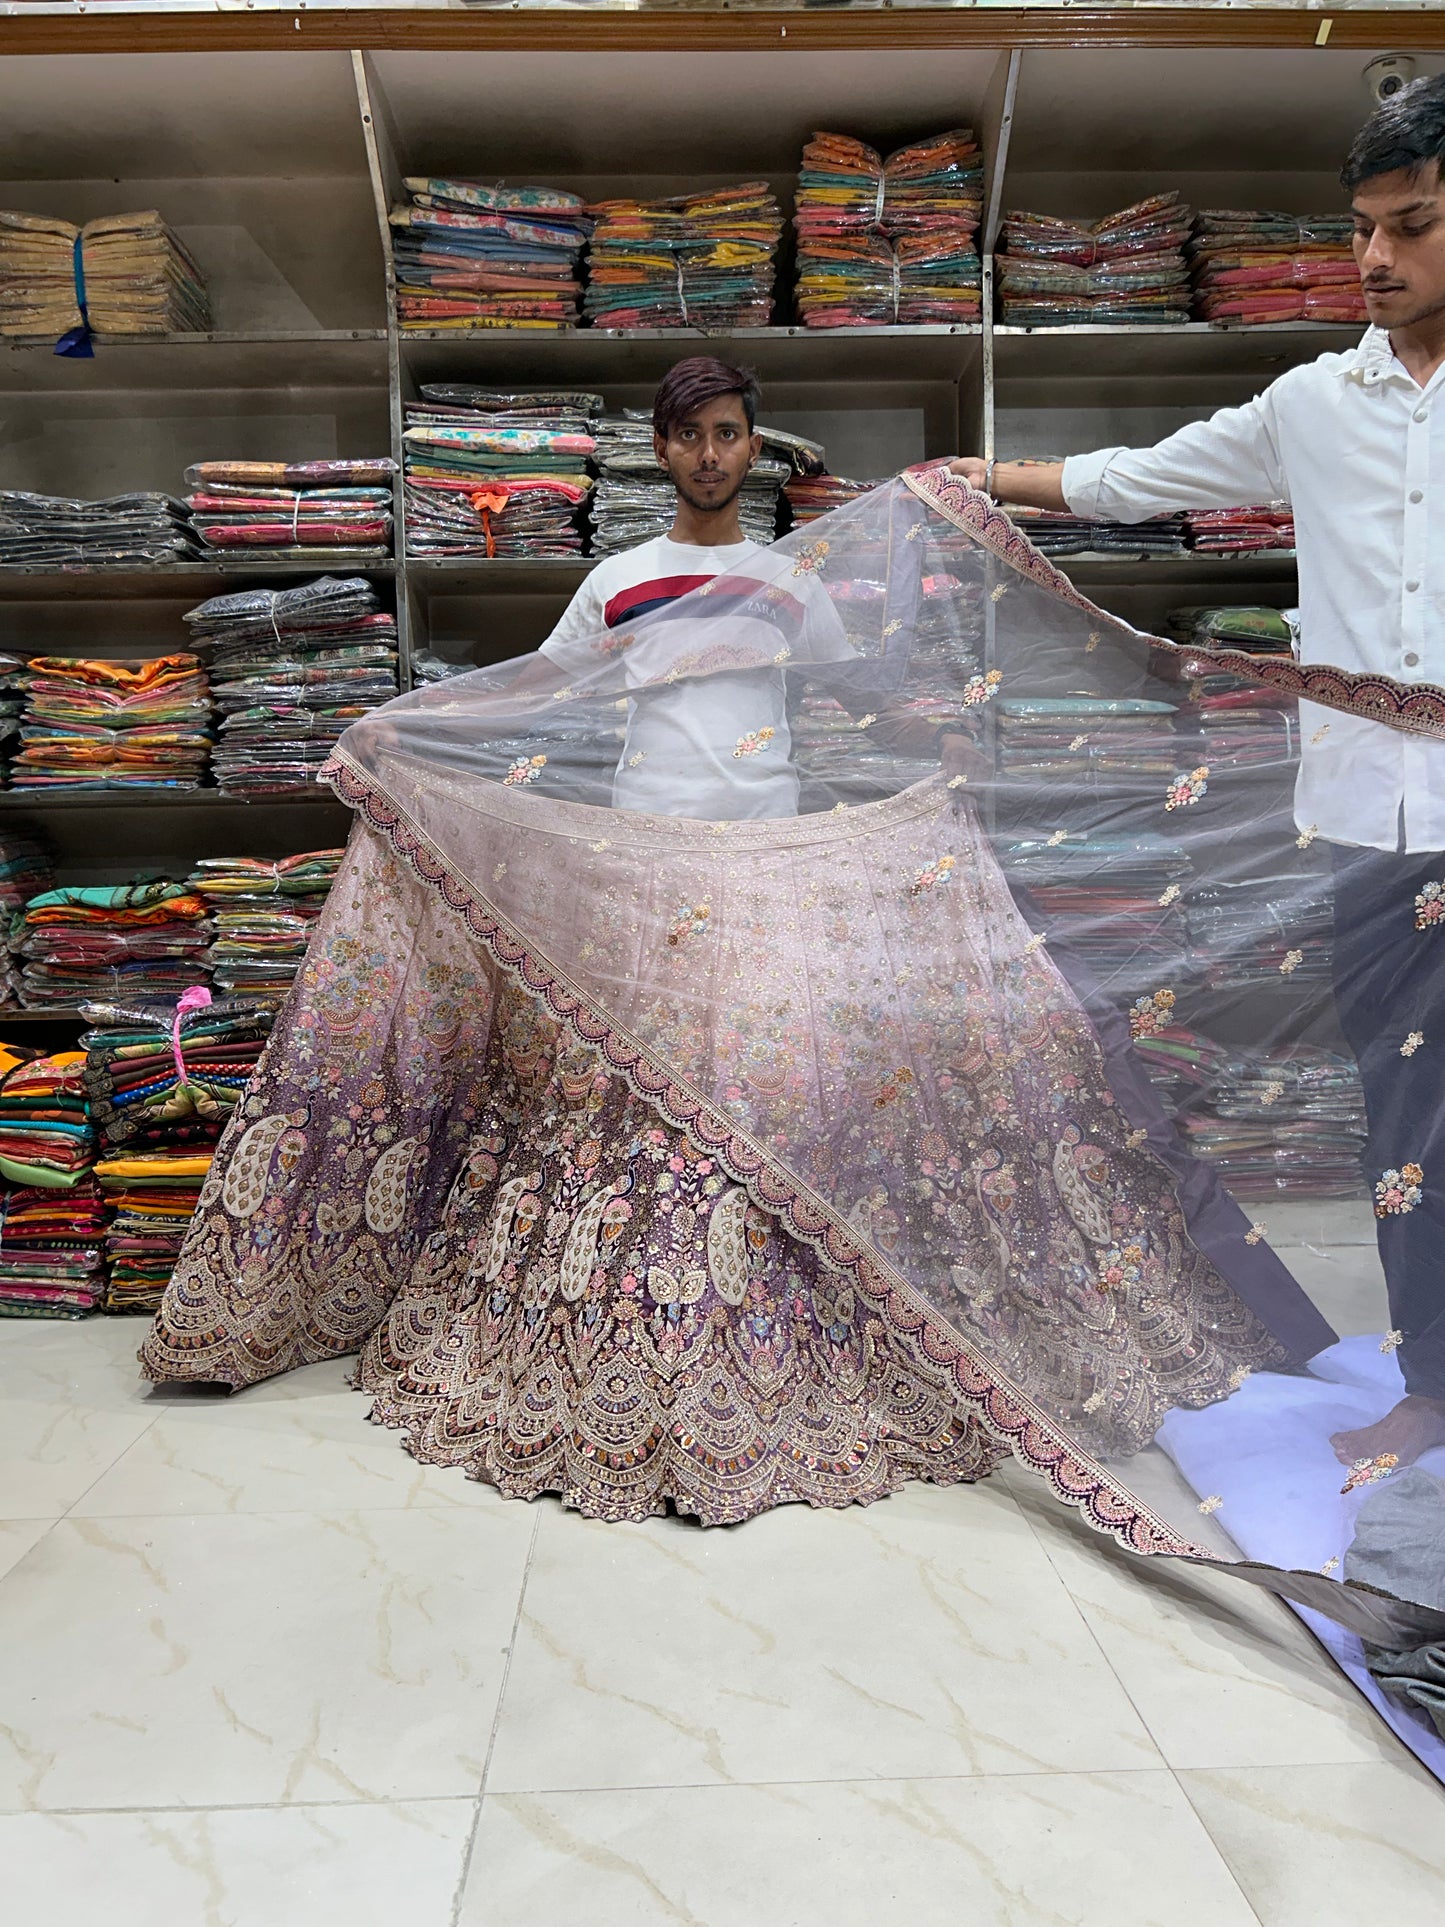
954,76 -> 1445,1466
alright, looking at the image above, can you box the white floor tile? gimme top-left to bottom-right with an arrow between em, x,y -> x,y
3,1799 -> 475,1927
458,1774 -> 1258,1927
0,1395 -> 157,1518
1182,1760 -> 1445,1926
0,1518 -> 56,1585
487,1479 -> 1161,1793
0,1506 -> 534,1811
1270,1242 -> 1389,1339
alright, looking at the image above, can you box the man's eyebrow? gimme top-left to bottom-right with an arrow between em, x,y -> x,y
1353,198 -> 1437,218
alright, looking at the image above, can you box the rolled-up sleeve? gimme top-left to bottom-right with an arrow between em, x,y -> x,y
1061,387 -> 1289,524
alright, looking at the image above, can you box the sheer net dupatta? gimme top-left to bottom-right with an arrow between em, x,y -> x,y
144,470 -> 1445,1761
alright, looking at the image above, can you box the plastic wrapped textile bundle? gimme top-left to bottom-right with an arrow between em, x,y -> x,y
11,654 -> 213,792
1189,210 -> 1366,325
80,994 -> 277,1149
1184,685 -> 1299,773
94,1147 -> 216,1313
793,129 -> 983,327
0,1175 -> 106,1320
997,831 -> 1191,991
0,1048 -> 95,1192
0,210 -> 210,341
0,491 -> 200,568
389,179 -> 589,331
402,387 -> 599,558
1004,504 -> 1190,559
998,192 -> 1194,325
184,577 -> 398,794
784,474 -> 881,526
1185,506 -> 1296,555
589,410 -> 791,553
187,850 -> 342,996
583,183 -> 782,330
994,697 -> 1180,783
184,458 -> 396,559
1176,1045 -> 1368,1199
0,828 -> 52,914
1188,871 -> 1334,990
15,881 -> 211,1009
1169,604 -> 1297,657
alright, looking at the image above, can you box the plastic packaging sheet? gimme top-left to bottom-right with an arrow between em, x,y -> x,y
389,179 -> 589,332
583,183 -> 782,330
145,469 -> 1445,1778
402,386 -> 599,558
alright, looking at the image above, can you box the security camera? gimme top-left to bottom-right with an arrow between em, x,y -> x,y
1364,55 -> 1418,106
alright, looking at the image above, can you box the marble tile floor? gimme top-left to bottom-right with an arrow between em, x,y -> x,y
4,1227 -> 1443,1926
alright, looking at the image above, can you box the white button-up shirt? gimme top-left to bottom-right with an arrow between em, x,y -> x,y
1061,326 -> 1445,852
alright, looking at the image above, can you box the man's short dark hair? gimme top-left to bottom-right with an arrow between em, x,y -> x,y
1342,73 -> 1445,194
652,356 -> 761,439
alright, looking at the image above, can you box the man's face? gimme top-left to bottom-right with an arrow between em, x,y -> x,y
654,393 -> 762,516
1352,164 -> 1445,329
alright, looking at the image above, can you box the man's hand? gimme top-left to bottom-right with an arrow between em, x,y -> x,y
945,457 -> 989,491
940,730 -> 990,787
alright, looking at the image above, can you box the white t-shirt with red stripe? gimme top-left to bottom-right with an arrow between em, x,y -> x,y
540,534 -> 844,820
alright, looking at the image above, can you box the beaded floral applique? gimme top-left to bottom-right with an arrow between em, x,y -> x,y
908,854 -> 956,899
665,903 -> 711,948
873,1066 -> 915,1110
1096,1242 -> 1145,1292
732,727 -> 776,759
792,540 -> 830,576
962,669 -> 1004,707
1375,1163 -> 1424,1217
1279,950 -> 1304,976
1198,1494 -> 1224,1515
1130,988 -> 1176,1039
1158,885 -> 1182,907
1416,881 -> 1445,930
503,754 -> 547,787
1165,766 -> 1209,811
1341,1452 -> 1399,1496
1402,1032 -> 1425,1057
1296,824 -> 1319,850
1381,1329 -> 1404,1353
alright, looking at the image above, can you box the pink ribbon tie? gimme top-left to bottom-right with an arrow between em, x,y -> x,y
171,984 -> 213,1089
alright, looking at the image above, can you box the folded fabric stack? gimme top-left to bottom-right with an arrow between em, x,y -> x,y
0,490 -> 200,567
12,654 -> 212,792
0,209 -> 210,340
184,576 -> 398,795
1185,506 -> 1295,554
0,1049 -> 95,1190
1169,604 -> 1297,657
389,178 -> 589,331
1000,832 -> 1191,988
15,881 -> 211,1009
793,129 -> 983,327
584,184 -> 782,330
0,651 -> 24,778
82,993 -> 278,1311
998,193 -> 1194,325
187,849 -> 343,997
1183,680 -> 1298,770
994,697 -> 1180,783
0,1177 -> 107,1319
1189,871 -> 1334,989
1189,211 -> 1365,324
402,386 -> 599,557
1176,1044 -> 1366,1198
784,474 -> 880,526
1005,503 -> 1190,559
590,410 -> 789,552
184,459 -> 396,559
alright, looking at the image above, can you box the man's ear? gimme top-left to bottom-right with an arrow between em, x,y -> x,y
748,430 -> 763,470
654,430 -> 670,471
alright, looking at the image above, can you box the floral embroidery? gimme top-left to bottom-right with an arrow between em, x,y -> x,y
1227,1365 -> 1253,1391
1023,933 -> 1047,957
1198,1494 -> 1223,1515
792,540 -> 830,577
1259,1080 -> 1285,1107
1402,1032 -> 1425,1057
773,644 -> 792,665
549,686 -> 574,702
990,582 -> 1009,602
1125,1128 -> 1148,1150
1083,1390 -> 1106,1415
1320,1557 -> 1340,1575
962,669 -> 1004,707
1158,884 -> 1181,908
909,854 -> 956,899
856,713 -> 878,729
1381,1329 -> 1404,1353
1341,1453 -> 1399,1495
1310,723 -> 1331,745
492,862 -> 508,881
1279,950 -> 1304,976
1245,1222 -> 1267,1246
665,903 -> 711,948
593,630 -> 635,658
873,1066 -> 915,1110
905,521 -> 925,541
1130,988 -> 1176,1039
732,727 -> 777,759
1069,734 -> 1088,751
1296,824 -> 1319,850
1096,1242 -> 1145,1292
503,755 -> 546,787
1165,766 -> 1209,811
589,840 -> 612,853
946,774 -> 968,790
882,619 -> 902,638
1415,881 -> 1445,930
1046,830 -> 1068,848
1375,1163 -> 1424,1217
627,751 -> 647,768
1086,631 -> 1100,654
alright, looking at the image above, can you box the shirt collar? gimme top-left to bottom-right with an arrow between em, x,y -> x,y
1341,326 -> 1401,387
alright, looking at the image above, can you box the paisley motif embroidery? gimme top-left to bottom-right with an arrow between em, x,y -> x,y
364,1135 -> 423,1235
1375,1164 -> 1424,1217
220,1115 -> 294,1220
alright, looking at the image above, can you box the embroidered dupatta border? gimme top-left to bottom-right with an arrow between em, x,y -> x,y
323,743 -> 1206,1564
903,467 -> 1445,744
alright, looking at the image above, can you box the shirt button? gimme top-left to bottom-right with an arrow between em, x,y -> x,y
1415,409 -> 1430,422
1411,489 -> 1425,503
1407,579 -> 1421,592
1406,652 -> 1421,667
